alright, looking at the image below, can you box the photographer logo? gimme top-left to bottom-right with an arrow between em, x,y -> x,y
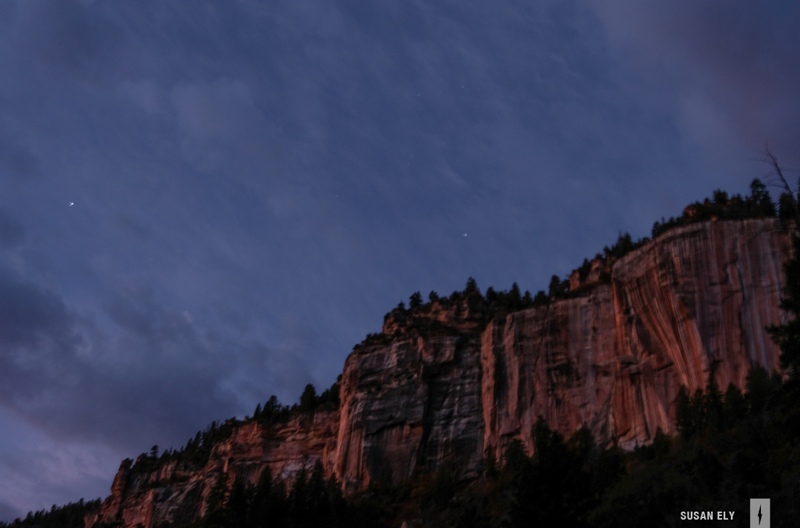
750,498 -> 770,527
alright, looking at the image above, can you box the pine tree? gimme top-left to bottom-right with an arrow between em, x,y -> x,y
509,282 -> 522,308
205,472 -> 229,528
675,386 -> 694,438
548,275 -> 565,298
465,277 -> 480,295
748,178 -> 776,217
722,383 -> 746,427
226,475 -> 250,528
522,290 -> 533,307
704,375 -> 724,431
299,384 -> 318,413
409,291 -> 423,308
307,461 -> 330,526
769,232 -> 800,388
289,467 -> 309,527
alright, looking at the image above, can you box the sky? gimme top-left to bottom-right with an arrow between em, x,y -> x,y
0,0 -> 799,520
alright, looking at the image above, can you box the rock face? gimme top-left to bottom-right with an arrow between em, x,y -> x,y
86,412 -> 338,528
335,299 -> 487,492
482,219 -> 789,457
87,219 -> 791,528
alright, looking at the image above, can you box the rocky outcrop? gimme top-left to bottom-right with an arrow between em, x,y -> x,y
86,218 -> 792,528
86,412 -> 338,528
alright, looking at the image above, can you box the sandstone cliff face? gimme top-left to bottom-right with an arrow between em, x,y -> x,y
482,219 -> 789,455
336,218 -> 790,484
86,411 -> 338,528
87,219 -> 791,528
481,288 -> 619,459
334,300 -> 487,491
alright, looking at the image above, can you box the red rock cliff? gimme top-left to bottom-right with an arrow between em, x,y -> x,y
87,218 -> 791,527
335,218 -> 790,486
335,297 -> 487,492
86,412 -> 338,528
482,219 -> 789,458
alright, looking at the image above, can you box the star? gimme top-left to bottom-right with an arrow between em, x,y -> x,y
69,202 -> 74,206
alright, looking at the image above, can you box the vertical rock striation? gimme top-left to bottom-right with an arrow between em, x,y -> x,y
480,218 -> 790,455
481,288 -> 619,458
336,219 -> 790,482
334,299 -> 486,491
86,218 -> 791,528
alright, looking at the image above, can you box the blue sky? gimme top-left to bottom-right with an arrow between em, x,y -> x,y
1,0 -> 799,520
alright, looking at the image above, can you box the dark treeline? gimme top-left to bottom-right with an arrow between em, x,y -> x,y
127,380 -> 340,476
184,462 -> 348,528
0,381 -> 343,528
0,499 -> 101,528
381,277 -> 562,338
324,365 -> 798,527
610,177 -> 793,260
181,361 -> 799,528
383,179 -> 788,333
651,179 -> 786,238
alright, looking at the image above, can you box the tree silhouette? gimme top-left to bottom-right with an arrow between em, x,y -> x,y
409,291 -> 422,308
299,384 -> 318,413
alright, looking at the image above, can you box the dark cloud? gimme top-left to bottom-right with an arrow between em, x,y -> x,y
0,263 -> 304,456
0,265 -> 89,416
0,265 -> 75,353
0,501 -> 20,524
589,0 -> 800,169
0,416 -> 112,523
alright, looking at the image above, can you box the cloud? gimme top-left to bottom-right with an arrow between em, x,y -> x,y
119,79 -> 167,117
13,0 -> 123,78
0,137 -> 39,180
0,265 -> 77,358
0,500 -> 21,524
0,261 -> 302,455
0,209 -> 25,248
0,410 -> 113,523
171,78 -> 276,179
589,0 -> 800,168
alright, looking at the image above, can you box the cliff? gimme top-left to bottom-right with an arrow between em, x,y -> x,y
482,218 -> 789,458
86,412 -> 338,528
335,296 -> 488,492
87,218 -> 791,528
